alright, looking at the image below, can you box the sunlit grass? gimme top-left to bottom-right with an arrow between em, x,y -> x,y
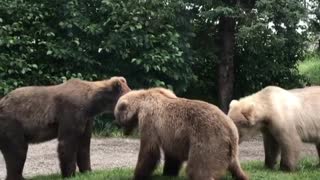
31,158 -> 320,180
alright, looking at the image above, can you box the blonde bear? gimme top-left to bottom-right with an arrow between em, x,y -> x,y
228,86 -> 320,171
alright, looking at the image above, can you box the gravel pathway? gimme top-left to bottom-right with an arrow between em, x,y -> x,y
0,137 -> 317,179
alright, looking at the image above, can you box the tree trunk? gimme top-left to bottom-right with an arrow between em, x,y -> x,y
217,16 -> 236,113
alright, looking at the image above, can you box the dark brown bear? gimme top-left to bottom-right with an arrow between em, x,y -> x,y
114,88 -> 248,180
0,76 -> 131,180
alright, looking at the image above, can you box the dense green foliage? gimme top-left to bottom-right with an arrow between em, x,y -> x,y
32,158 -> 320,180
234,0 -> 308,96
0,0 -> 311,97
185,0 -> 308,99
309,0 -> 320,52
0,0 -> 195,95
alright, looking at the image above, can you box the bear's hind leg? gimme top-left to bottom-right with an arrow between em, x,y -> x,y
278,133 -> 301,171
187,160 -> 220,180
316,143 -> 320,165
163,153 -> 182,176
228,157 -> 248,180
187,145 -> 229,180
77,120 -> 93,173
0,121 -> 28,180
263,130 -> 280,169
134,139 -> 160,180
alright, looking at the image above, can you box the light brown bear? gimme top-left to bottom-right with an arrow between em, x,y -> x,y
114,88 -> 248,180
228,86 -> 320,171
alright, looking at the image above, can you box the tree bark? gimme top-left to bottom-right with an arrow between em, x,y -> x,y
217,16 -> 236,113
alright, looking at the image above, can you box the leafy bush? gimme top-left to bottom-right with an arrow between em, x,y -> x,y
181,0 -> 308,101
0,0 -> 196,133
233,0 -> 307,97
0,0 -> 195,95
0,0 -> 310,134
93,114 -> 127,137
298,53 -> 320,85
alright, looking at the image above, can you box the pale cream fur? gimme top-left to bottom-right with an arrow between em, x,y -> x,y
228,86 -> 320,171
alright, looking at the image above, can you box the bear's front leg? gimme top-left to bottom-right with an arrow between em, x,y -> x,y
134,138 -> 160,180
163,153 -> 182,176
262,129 -> 280,169
278,133 -> 301,171
58,127 -> 80,177
77,120 -> 93,173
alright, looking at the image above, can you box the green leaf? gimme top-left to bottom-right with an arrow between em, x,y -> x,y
46,50 -> 53,55
136,24 -> 142,29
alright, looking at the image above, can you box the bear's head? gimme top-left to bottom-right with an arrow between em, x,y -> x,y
114,91 -> 141,135
88,76 -> 131,115
108,76 -> 131,99
228,99 -> 264,142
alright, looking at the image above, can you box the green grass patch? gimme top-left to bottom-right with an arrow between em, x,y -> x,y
92,114 -> 139,138
239,158 -> 320,180
31,168 -> 186,180
31,158 -> 320,180
93,128 -> 139,139
298,53 -> 320,85
93,114 -> 122,137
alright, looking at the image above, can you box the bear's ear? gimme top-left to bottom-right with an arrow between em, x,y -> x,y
118,77 -> 127,84
113,80 -> 121,91
112,77 -> 130,92
111,77 -> 124,90
117,100 -> 129,111
229,100 -> 239,108
241,103 -> 255,125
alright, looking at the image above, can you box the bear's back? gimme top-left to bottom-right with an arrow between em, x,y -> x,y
290,86 -> 320,95
0,79 -> 94,124
159,97 -> 237,141
0,79 -> 92,108
155,97 -> 237,161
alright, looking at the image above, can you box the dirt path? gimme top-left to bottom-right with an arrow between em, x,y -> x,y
0,137 -> 317,179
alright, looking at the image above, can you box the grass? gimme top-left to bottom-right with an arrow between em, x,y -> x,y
298,53 -> 320,85
31,168 -> 185,180
93,128 -> 140,139
31,158 -> 320,180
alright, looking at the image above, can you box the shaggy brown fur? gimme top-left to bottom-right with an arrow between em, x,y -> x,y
228,86 -> 320,171
0,77 -> 131,180
114,88 -> 248,180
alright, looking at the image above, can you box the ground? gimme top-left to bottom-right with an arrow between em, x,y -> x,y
0,137 -> 317,179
